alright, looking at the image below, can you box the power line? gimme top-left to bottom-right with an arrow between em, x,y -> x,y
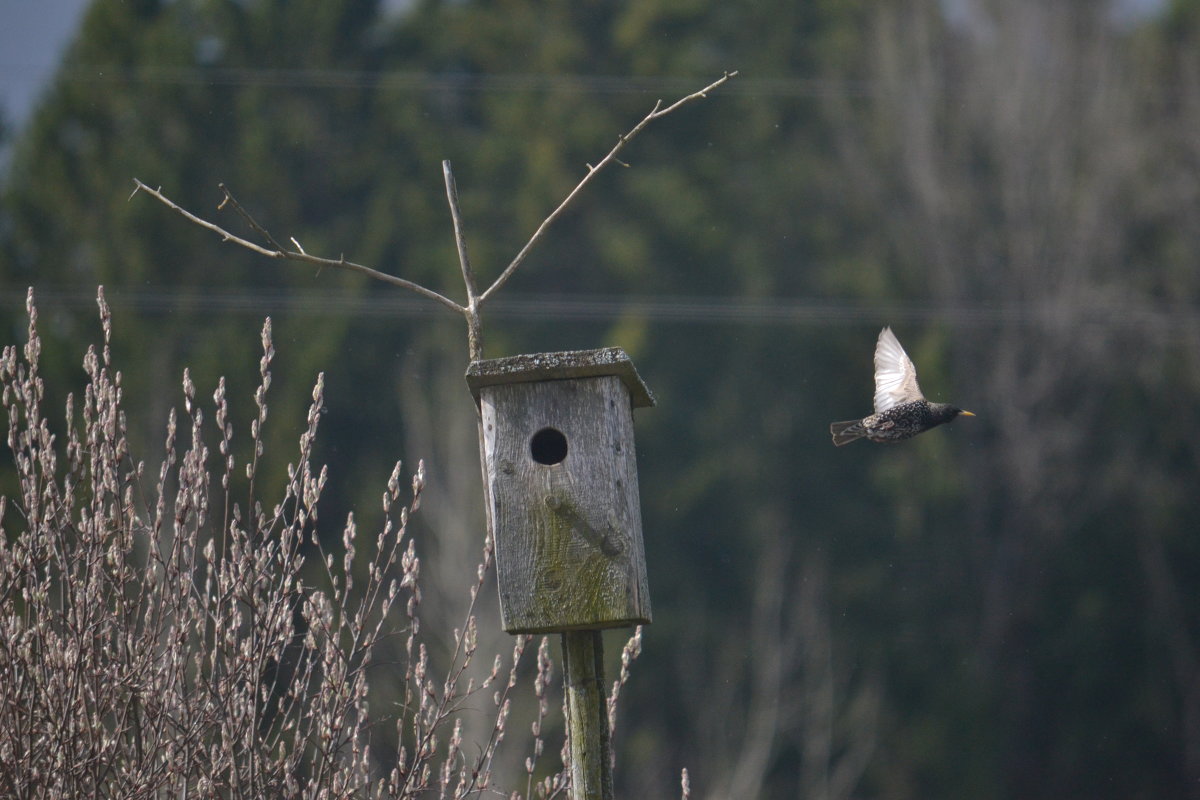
10,64 -> 1169,98
3,288 -> 1197,333
3,65 -> 870,98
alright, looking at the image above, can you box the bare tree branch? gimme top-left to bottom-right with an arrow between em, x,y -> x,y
217,183 -> 286,252
129,179 -> 466,316
442,162 -> 479,303
442,161 -> 484,358
477,70 -> 739,305
130,70 -> 736,356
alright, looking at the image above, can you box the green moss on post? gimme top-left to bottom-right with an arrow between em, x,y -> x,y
562,630 -> 613,800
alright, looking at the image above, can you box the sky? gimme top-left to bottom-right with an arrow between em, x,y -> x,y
0,1 -> 91,130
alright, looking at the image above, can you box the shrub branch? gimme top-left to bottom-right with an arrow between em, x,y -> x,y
131,71 -> 736,361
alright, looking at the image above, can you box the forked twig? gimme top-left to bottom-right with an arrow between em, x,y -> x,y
131,70 -> 737,357
442,163 -> 479,304
441,162 -> 484,357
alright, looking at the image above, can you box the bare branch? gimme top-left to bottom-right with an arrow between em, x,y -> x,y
477,70 -> 738,305
442,161 -> 484,359
129,179 -> 466,316
217,183 -> 286,252
442,162 -> 479,303
131,179 -> 278,257
129,69 -> 736,348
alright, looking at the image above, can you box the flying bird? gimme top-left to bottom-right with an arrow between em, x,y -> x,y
830,327 -> 974,446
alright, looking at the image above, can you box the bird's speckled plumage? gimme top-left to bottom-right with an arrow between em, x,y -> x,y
830,327 -> 974,446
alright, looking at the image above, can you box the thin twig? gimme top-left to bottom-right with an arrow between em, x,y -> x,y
129,179 -> 466,316
478,70 -> 737,305
441,161 -> 484,358
217,183 -> 286,252
442,162 -> 478,303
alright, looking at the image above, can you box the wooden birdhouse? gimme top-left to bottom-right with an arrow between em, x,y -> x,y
466,347 -> 654,634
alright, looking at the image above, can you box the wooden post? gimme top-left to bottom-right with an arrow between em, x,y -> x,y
561,630 -> 613,800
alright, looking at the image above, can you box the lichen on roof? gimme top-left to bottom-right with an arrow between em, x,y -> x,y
465,347 -> 655,408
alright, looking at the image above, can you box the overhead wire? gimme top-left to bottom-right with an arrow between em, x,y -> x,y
1,288 -> 1195,333
0,64 -> 871,98
0,67 -> 1188,334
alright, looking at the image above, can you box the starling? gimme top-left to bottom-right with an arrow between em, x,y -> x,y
830,327 -> 974,446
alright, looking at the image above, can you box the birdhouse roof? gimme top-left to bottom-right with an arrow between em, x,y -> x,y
466,347 -> 655,409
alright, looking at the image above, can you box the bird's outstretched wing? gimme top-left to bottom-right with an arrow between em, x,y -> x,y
873,327 -> 924,412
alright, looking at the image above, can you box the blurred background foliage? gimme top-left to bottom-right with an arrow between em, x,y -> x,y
4,0 -> 1200,797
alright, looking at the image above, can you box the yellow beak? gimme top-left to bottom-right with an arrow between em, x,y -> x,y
960,410 -> 976,417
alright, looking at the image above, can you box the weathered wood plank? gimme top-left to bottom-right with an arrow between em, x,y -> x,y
479,375 -> 651,633
467,347 -> 655,409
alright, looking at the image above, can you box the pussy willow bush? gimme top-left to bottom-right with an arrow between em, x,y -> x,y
0,288 -> 610,799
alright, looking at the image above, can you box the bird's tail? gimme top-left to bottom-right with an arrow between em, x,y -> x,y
830,420 -> 866,447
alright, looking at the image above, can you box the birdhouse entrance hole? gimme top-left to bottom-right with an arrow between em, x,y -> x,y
530,427 -> 568,465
